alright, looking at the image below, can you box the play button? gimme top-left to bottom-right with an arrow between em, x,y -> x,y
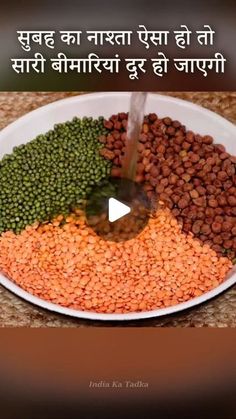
85,177 -> 152,242
108,198 -> 131,222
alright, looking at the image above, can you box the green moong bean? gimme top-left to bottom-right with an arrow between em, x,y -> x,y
0,116 -> 111,234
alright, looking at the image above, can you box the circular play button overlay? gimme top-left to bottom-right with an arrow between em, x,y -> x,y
85,177 -> 152,242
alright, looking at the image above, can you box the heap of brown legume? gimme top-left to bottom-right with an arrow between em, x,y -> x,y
0,207 -> 232,313
100,112 -> 236,260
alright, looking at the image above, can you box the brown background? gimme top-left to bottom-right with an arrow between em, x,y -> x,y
0,329 -> 235,418
0,91 -> 235,327
1,0 -> 236,91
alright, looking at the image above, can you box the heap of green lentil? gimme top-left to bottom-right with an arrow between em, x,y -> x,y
0,116 -> 111,234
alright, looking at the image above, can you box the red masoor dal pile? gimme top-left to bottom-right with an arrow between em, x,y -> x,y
0,207 -> 232,313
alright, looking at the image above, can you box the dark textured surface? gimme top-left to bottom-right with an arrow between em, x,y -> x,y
0,92 -> 235,327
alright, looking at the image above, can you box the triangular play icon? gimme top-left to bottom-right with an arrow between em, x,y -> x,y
108,197 -> 131,223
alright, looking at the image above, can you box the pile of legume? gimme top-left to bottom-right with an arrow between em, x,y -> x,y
0,207 -> 231,313
0,117 -> 110,234
100,112 -> 236,261
0,110 -> 235,314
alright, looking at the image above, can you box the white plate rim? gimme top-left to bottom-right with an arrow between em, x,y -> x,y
0,273 -> 236,321
0,92 -> 236,321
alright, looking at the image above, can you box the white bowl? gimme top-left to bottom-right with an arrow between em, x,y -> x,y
0,92 -> 236,321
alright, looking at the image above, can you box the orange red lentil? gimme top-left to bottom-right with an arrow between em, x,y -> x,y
0,208 -> 232,313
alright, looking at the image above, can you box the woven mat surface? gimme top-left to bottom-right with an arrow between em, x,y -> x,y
0,92 -> 235,327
